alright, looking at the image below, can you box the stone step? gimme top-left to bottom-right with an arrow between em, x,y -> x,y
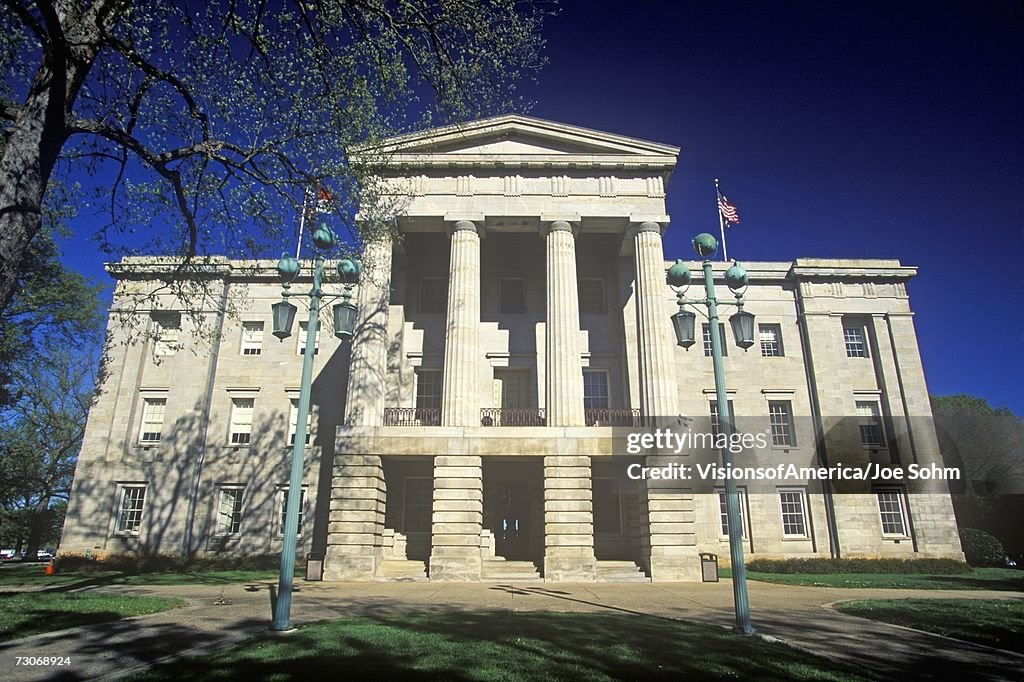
596,561 -> 651,583
377,560 -> 428,582
480,560 -> 543,582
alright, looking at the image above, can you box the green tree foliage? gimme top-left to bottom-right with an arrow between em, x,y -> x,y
958,528 -> 1007,568
0,0 -> 549,315
931,394 -> 1024,559
0,336 -> 100,558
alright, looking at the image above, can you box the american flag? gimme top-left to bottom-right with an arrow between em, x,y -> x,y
717,189 -> 740,225
314,186 -> 333,213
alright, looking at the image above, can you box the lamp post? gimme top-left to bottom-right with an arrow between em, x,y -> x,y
269,222 -> 360,632
667,233 -> 755,636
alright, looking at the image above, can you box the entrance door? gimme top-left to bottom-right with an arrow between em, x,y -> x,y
494,481 -> 529,560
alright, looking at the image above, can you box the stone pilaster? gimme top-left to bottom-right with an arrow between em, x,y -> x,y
429,455 -> 483,580
642,454 -> 699,580
543,220 -> 585,426
441,221 -> 481,426
323,454 -> 386,580
543,455 -> 596,580
633,221 -> 680,420
344,237 -> 393,426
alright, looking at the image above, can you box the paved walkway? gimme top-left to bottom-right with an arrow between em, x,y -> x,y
0,579 -> 1021,681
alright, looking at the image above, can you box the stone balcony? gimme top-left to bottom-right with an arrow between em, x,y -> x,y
381,407 -> 642,429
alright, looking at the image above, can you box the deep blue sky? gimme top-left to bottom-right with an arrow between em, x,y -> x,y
523,0 -> 1024,414
59,1 -> 1023,414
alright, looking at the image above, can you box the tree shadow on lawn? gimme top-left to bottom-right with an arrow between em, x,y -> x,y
131,610 -> 871,681
918,573 -> 1024,591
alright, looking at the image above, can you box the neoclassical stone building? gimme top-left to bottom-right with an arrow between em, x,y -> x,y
62,115 -> 963,581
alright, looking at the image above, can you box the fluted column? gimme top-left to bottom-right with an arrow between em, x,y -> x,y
633,221 -> 680,420
344,236 -> 393,426
544,220 -> 585,426
441,220 -> 481,426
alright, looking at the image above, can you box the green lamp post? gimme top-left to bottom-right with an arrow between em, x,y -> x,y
269,222 -> 360,632
667,233 -> 756,636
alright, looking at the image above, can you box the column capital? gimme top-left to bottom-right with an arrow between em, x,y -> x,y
444,215 -> 485,238
628,215 -> 670,238
540,219 -> 579,238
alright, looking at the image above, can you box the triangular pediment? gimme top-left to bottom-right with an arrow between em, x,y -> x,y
371,114 -> 678,169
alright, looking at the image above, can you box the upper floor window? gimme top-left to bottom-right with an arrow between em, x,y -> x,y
579,278 -> 607,315
288,398 -> 312,446
115,484 -> 147,535
702,323 -> 728,357
499,278 -> 526,314
152,312 -> 181,356
139,397 -> 166,444
583,370 -> 610,410
709,400 -> 735,439
768,400 -> 795,447
415,370 -> 443,411
856,400 -> 884,447
418,277 -> 447,314
229,398 -> 254,444
843,322 -> 869,358
759,324 -> 783,357
298,322 -> 319,355
241,321 -> 264,355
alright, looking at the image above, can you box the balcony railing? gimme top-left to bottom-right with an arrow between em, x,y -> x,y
382,407 -> 441,426
480,408 -> 546,427
380,407 -> 642,427
584,408 -> 643,427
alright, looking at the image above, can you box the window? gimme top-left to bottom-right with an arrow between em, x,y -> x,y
768,401 -> 795,447
579,278 -> 607,314
583,370 -> 610,410
115,485 -> 146,535
876,488 -> 908,536
418,277 -> 447,314
843,323 -> 869,358
415,370 -> 443,410
856,401 -> 884,447
709,400 -> 735,439
779,490 -> 809,538
139,398 -> 166,444
241,322 -> 264,355
759,324 -> 783,357
297,322 -> 319,355
702,323 -> 728,357
499,278 -> 526,314
216,487 -> 244,536
152,312 -> 181,356
403,477 -> 433,533
288,399 -> 312,446
229,398 -> 254,444
279,486 -> 306,536
717,490 -> 746,538
592,478 -> 622,534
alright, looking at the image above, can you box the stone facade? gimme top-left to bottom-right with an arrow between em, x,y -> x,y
61,115 -> 964,579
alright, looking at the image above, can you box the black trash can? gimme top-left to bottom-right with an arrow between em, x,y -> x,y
699,552 -> 719,582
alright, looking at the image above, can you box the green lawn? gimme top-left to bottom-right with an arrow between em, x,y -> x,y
727,567 -> 1024,591
834,599 -> 1024,653
0,562 -> 280,588
0,592 -> 186,642
130,611 -> 869,681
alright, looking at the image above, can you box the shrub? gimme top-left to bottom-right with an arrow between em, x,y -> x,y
959,528 -> 1006,567
745,557 -> 970,575
54,553 -> 286,574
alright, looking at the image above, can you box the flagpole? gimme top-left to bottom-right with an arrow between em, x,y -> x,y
715,178 -> 729,262
296,189 -> 310,260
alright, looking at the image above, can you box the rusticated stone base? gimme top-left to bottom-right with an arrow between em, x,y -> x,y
544,554 -> 596,581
